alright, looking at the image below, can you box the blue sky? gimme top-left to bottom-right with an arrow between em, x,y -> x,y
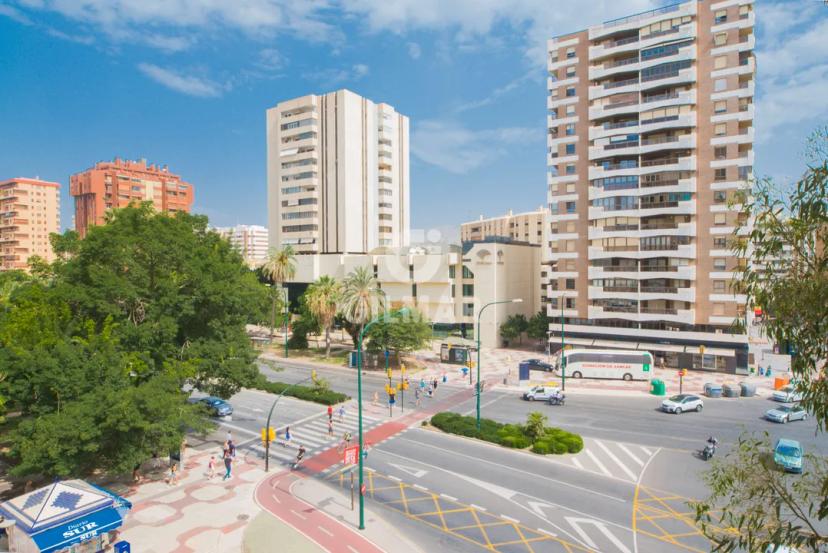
0,0 -> 826,242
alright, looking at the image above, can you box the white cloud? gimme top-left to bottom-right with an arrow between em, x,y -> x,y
755,2 -> 828,141
258,48 -> 286,70
141,33 -> 193,52
45,27 -> 94,44
407,42 -> 421,59
352,63 -> 370,78
0,4 -> 33,24
411,119 -> 540,174
137,63 -> 226,97
455,68 -> 538,113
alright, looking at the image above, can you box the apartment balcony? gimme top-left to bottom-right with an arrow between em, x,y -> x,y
639,308 -> 694,324
588,57 -> 640,81
588,35 -> 641,61
639,68 -> 696,94
548,173 -> 579,186
640,89 -> 696,113
589,119 -> 640,141
639,243 -> 695,259
711,10 -> 755,34
710,127 -> 754,146
587,224 -> 640,240
548,56 -> 579,73
281,123 -> 319,139
589,77 -> 640,101
639,220 -> 695,238
640,286 -> 695,302
588,139 -> 640,161
589,1 -> 692,40
547,114 -> 578,128
639,113 -> 696,135
588,286 -> 639,300
639,154 -> 695,176
639,133 -> 695,155
588,99 -> 640,121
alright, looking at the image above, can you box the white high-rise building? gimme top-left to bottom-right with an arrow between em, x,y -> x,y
266,89 -> 410,254
215,224 -> 269,266
546,0 -> 755,373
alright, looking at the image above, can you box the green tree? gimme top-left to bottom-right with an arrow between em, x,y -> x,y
527,311 -> 549,347
693,129 -> 828,551
260,245 -> 296,337
364,308 -> 431,364
0,204 -> 265,477
305,276 -> 341,358
524,411 -> 548,441
512,314 -> 529,344
288,293 -> 321,350
499,316 -> 520,345
339,266 -> 385,348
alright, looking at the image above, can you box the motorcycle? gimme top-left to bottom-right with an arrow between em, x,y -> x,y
547,394 -> 566,406
700,437 -> 718,461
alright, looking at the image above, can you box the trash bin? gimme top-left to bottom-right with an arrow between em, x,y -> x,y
704,383 -> 723,398
518,362 -> 531,381
740,382 -> 756,397
722,384 -> 740,398
650,379 -> 666,396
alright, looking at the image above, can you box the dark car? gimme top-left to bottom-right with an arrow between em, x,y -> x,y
524,358 -> 555,372
192,396 -> 233,417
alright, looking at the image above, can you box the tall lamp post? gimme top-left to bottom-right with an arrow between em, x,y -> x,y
263,372 -> 315,472
357,307 -> 409,530
560,299 -> 565,391
476,298 -> 522,430
283,287 -> 289,358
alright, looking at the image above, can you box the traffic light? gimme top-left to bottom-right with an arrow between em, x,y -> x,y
679,368 -> 688,377
262,427 -> 276,442
386,368 -> 392,379
261,428 -> 266,442
401,364 -> 406,374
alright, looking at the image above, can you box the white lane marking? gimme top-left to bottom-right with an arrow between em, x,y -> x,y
528,500 -> 555,519
388,475 -> 402,482
291,509 -> 307,520
441,493 -> 458,501
387,462 -> 428,478
347,546 -> 360,553
501,515 -> 520,524
567,517 -> 632,553
617,443 -> 644,466
470,504 -> 487,511
584,448 -> 614,479
318,526 -> 333,537
382,439 -> 627,503
639,446 -> 653,456
595,440 -> 638,481
572,456 -> 584,470
462,393 -> 505,416
537,528 -> 557,537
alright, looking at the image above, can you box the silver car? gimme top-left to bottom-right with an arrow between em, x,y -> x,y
765,405 -> 808,424
661,394 -> 703,414
772,385 -> 803,403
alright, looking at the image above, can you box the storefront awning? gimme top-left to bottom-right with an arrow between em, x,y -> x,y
637,342 -> 687,353
31,506 -> 123,553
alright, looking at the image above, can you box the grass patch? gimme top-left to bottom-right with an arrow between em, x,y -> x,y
251,375 -> 349,406
429,411 -> 582,455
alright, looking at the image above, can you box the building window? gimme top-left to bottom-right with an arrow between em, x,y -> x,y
714,79 -> 727,92
714,124 -> 727,137
565,104 -> 576,116
566,47 -> 575,59
565,164 -> 576,175
565,278 -> 575,290
714,9 -> 727,24
565,87 -> 576,97
462,266 -> 474,278
714,213 -> 727,226
451,284 -> 456,297
412,283 -> 417,297
713,302 -> 725,316
462,284 -> 474,297
565,124 -> 576,136
713,236 -> 727,248
714,146 -> 727,160
739,166 -> 752,180
565,297 -> 575,309
566,66 -> 576,77
714,168 -> 727,181
714,190 -> 727,204
714,56 -> 727,70
714,101 -> 727,114
714,33 -> 728,47
409,264 -> 414,279
714,258 -> 727,270
565,143 -> 576,155
463,303 -> 474,316
713,280 -> 727,293
566,201 -> 576,214
449,265 -> 456,278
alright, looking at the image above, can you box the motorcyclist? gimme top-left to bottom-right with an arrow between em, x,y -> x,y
702,436 -> 718,460
295,444 -> 306,465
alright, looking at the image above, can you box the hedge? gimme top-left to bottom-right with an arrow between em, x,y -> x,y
429,412 -> 582,455
251,376 -> 349,406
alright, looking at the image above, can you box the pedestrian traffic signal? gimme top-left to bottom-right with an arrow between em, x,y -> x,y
679,368 -> 687,377
386,368 -> 392,379
401,364 -> 406,374
262,427 -> 276,442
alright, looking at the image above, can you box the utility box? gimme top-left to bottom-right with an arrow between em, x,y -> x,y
518,362 -> 531,382
650,379 -> 666,396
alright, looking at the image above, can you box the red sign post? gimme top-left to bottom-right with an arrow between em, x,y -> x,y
344,445 -> 360,465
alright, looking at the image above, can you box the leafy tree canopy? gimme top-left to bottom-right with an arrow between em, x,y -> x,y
364,308 -> 431,356
0,204 -> 268,477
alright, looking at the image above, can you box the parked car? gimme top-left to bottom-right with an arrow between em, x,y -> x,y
765,405 -> 809,424
661,394 -> 703,414
773,438 -> 803,473
522,386 -> 560,402
772,385 -> 803,403
191,396 -> 233,417
523,359 -> 555,372
765,546 -> 799,553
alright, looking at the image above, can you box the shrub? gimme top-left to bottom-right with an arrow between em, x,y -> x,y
561,435 -> 584,454
551,442 -> 569,454
531,441 -> 551,454
251,376 -> 348,405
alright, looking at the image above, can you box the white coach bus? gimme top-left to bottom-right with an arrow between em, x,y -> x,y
553,349 -> 654,381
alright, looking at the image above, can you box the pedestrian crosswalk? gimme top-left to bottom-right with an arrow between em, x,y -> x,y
239,406 -> 384,468
556,437 -> 659,483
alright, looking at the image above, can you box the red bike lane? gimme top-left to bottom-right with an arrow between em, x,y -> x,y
254,383 -> 477,553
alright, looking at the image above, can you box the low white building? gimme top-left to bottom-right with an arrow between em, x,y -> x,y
292,239 -> 542,348
215,225 -> 270,267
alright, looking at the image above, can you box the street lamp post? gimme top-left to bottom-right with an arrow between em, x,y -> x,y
283,287 -> 289,358
357,307 -> 409,530
475,298 -> 522,430
263,373 -> 315,472
560,300 -> 566,391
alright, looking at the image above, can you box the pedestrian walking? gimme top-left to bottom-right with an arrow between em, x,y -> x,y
168,463 -> 179,486
284,426 -> 292,447
327,404 -> 333,421
228,439 -> 236,458
207,456 -> 216,479
427,383 -> 433,398
226,430 -> 232,444
132,464 -> 141,484
433,378 -> 438,392
372,391 -> 379,406
442,372 -> 447,384
338,405 -> 345,422
414,387 -> 421,407
419,378 -> 426,390
222,454 -> 232,481
327,419 -> 334,438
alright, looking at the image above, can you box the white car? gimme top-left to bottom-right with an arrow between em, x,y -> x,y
765,546 -> 799,553
522,386 -> 560,402
772,386 -> 803,403
661,394 -> 704,414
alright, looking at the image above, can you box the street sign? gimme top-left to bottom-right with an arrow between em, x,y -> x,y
114,542 -> 131,553
360,484 -> 366,496
344,446 -> 360,465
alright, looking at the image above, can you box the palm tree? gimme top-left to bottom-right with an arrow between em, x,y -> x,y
305,276 -> 341,358
339,266 -> 385,348
260,245 -> 296,337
